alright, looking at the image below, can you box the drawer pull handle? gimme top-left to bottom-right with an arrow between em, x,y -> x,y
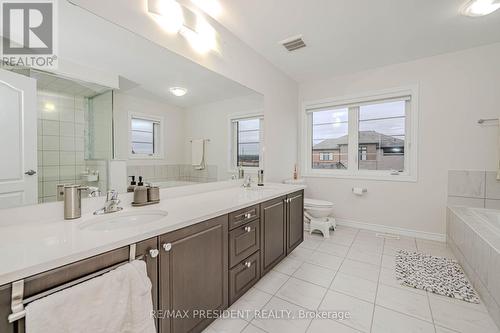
245,213 -> 252,219
163,243 -> 172,252
149,249 -> 159,258
244,226 -> 252,233
244,261 -> 252,268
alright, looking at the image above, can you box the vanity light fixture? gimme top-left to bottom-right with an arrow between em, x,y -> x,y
461,0 -> 500,17
169,87 -> 187,97
147,0 -> 218,54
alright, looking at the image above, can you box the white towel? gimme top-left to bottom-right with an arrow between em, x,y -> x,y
191,139 -> 206,170
25,260 -> 156,333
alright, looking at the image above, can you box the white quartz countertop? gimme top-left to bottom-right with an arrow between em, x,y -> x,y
0,182 -> 305,286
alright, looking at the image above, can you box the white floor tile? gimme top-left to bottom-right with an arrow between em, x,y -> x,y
306,251 -> 343,271
429,296 -> 499,333
254,270 -> 289,295
371,306 -> 434,333
380,254 -> 395,269
331,273 -> 378,303
273,257 -> 303,276
289,247 -> 315,261
276,277 -> 327,310
203,318 -> 248,333
347,247 -> 382,265
378,267 -> 426,295
338,259 -> 380,282
319,291 -> 374,333
300,238 -> 324,251
316,242 -> 350,257
307,319 -> 362,332
376,284 -> 432,321
293,262 -> 337,288
325,234 -> 356,246
241,324 -> 267,333
434,326 -> 460,333
251,297 -> 312,333
229,288 -> 273,320
350,241 -> 384,254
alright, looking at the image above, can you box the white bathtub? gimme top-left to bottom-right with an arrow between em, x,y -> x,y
469,208 -> 500,236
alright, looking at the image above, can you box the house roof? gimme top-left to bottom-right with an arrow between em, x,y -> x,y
313,131 -> 404,150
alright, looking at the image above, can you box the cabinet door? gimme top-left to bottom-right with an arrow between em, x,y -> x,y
287,191 -> 304,254
159,215 -> 228,333
260,196 -> 286,275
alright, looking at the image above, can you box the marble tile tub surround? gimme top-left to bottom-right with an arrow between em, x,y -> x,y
447,206 -> 500,329
447,170 -> 500,209
0,181 -> 304,285
126,164 -> 218,184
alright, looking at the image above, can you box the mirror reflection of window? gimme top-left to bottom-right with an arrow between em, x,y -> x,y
130,117 -> 161,157
232,116 -> 263,168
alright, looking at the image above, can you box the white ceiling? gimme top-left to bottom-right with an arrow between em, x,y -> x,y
212,0 -> 500,83
58,0 -> 259,108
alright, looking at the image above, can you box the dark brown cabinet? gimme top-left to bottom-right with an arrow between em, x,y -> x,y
260,191 -> 304,274
260,196 -> 287,274
228,251 -> 260,304
158,215 -> 228,333
286,191 -> 304,254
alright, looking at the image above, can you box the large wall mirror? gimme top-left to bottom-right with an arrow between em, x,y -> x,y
0,0 -> 263,209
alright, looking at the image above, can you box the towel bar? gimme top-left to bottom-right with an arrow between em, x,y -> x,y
7,243 -> 151,323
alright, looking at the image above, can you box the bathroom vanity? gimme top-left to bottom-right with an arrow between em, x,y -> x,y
0,185 -> 304,333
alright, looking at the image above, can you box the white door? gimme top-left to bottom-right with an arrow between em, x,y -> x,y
0,68 -> 37,208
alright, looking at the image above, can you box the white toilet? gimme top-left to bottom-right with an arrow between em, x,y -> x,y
304,198 -> 336,238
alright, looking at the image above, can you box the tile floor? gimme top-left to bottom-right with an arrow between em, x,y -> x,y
203,226 -> 500,333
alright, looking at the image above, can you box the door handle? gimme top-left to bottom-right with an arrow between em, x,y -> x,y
24,170 -> 37,176
163,243 -> 172,252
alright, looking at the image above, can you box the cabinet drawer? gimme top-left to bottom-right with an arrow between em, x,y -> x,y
229,204 -> 260,230
229,251 -> 260,305
229,219 -> 260,267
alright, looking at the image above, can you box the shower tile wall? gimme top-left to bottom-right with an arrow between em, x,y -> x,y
126,164 -> 218,184
447,170 -> 500,208
37,91 -> 87,203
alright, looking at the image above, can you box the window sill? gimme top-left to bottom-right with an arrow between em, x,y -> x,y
303,172 -> 417,183
129,155 -> 164,160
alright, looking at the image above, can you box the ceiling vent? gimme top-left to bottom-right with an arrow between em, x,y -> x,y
280,35 -> 306,52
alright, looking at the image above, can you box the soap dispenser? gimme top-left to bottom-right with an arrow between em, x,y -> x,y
127,176 -> 137,193
133,176 -> 148,204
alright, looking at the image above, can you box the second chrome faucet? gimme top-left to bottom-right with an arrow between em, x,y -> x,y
94,190 -> 123,215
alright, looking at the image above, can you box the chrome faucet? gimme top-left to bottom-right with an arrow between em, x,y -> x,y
242,175 -> 252,188
93,190 -> 123,215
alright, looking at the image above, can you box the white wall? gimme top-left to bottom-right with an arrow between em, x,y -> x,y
299,43 -> 500,237
68,0 -> 299,182
184,93 -> 264,180
113,91 -> 186,166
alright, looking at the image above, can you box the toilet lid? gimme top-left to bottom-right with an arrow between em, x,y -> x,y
304,198 -> 333,208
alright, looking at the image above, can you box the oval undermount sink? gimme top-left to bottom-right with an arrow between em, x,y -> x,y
79,210 -> 168,231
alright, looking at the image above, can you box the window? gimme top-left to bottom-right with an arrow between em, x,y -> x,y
304,87 -> 417,181
129,114 -> 163,158
231,116 -> 263,168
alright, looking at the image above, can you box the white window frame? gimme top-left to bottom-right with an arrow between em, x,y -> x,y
228,113 -> 264,172
301,86 -> 419,182
128,112 -> 164,159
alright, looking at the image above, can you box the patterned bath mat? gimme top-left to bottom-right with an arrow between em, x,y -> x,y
395,250 -> 480,303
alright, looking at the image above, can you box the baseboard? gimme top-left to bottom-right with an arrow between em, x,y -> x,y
336,218 -> 446,242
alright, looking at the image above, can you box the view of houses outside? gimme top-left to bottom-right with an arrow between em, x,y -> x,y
312,101 -> 406,171
237,118 -> 261,167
